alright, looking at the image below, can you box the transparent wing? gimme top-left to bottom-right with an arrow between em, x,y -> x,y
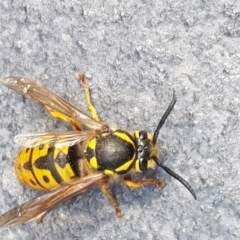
0,76 -> 109,132
0,173 -> 105,228
14,130 -> 98,148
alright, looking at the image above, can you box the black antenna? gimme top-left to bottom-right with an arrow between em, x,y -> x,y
153,89 -> 176,144
154,157 -> 197,200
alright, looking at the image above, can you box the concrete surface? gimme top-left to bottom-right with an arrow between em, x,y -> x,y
0,0 -> 240,239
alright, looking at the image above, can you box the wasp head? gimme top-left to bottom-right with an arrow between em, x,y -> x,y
134,90 -> 196,199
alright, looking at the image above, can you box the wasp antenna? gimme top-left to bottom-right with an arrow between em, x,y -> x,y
157,162 -> 197,200
153,89 -> 176,144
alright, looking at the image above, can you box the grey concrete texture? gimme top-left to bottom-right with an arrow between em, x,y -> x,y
0,0 -> 239,239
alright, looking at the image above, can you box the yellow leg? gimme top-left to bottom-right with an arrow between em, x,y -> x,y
124,178 -> 166,189
45,106 -> 81,131
78,73 -> 100,121
100,180 -> 122,217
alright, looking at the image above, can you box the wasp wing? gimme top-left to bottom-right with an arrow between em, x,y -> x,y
0,76 -> 108,131
14,130 -> 98,148
0,172 -> 105,228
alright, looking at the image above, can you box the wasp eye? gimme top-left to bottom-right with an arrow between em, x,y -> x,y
139,131 -> 147,140
139,157 -> 148,171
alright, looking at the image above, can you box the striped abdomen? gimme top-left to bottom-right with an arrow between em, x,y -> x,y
15,144 -> 82,190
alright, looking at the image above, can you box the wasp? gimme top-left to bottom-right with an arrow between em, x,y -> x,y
0,74 -> 196,228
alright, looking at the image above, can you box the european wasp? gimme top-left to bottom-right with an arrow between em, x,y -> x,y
0,74 -> 196,227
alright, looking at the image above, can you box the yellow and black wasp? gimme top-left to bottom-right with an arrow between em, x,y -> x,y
0,74 -> 196,228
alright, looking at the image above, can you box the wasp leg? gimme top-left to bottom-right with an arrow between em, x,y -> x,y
78,73 -> 100,121
70,120 -> 81,131
124,177 -> 166,188
100,180 -> 122,217
45,106 -> 81,131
